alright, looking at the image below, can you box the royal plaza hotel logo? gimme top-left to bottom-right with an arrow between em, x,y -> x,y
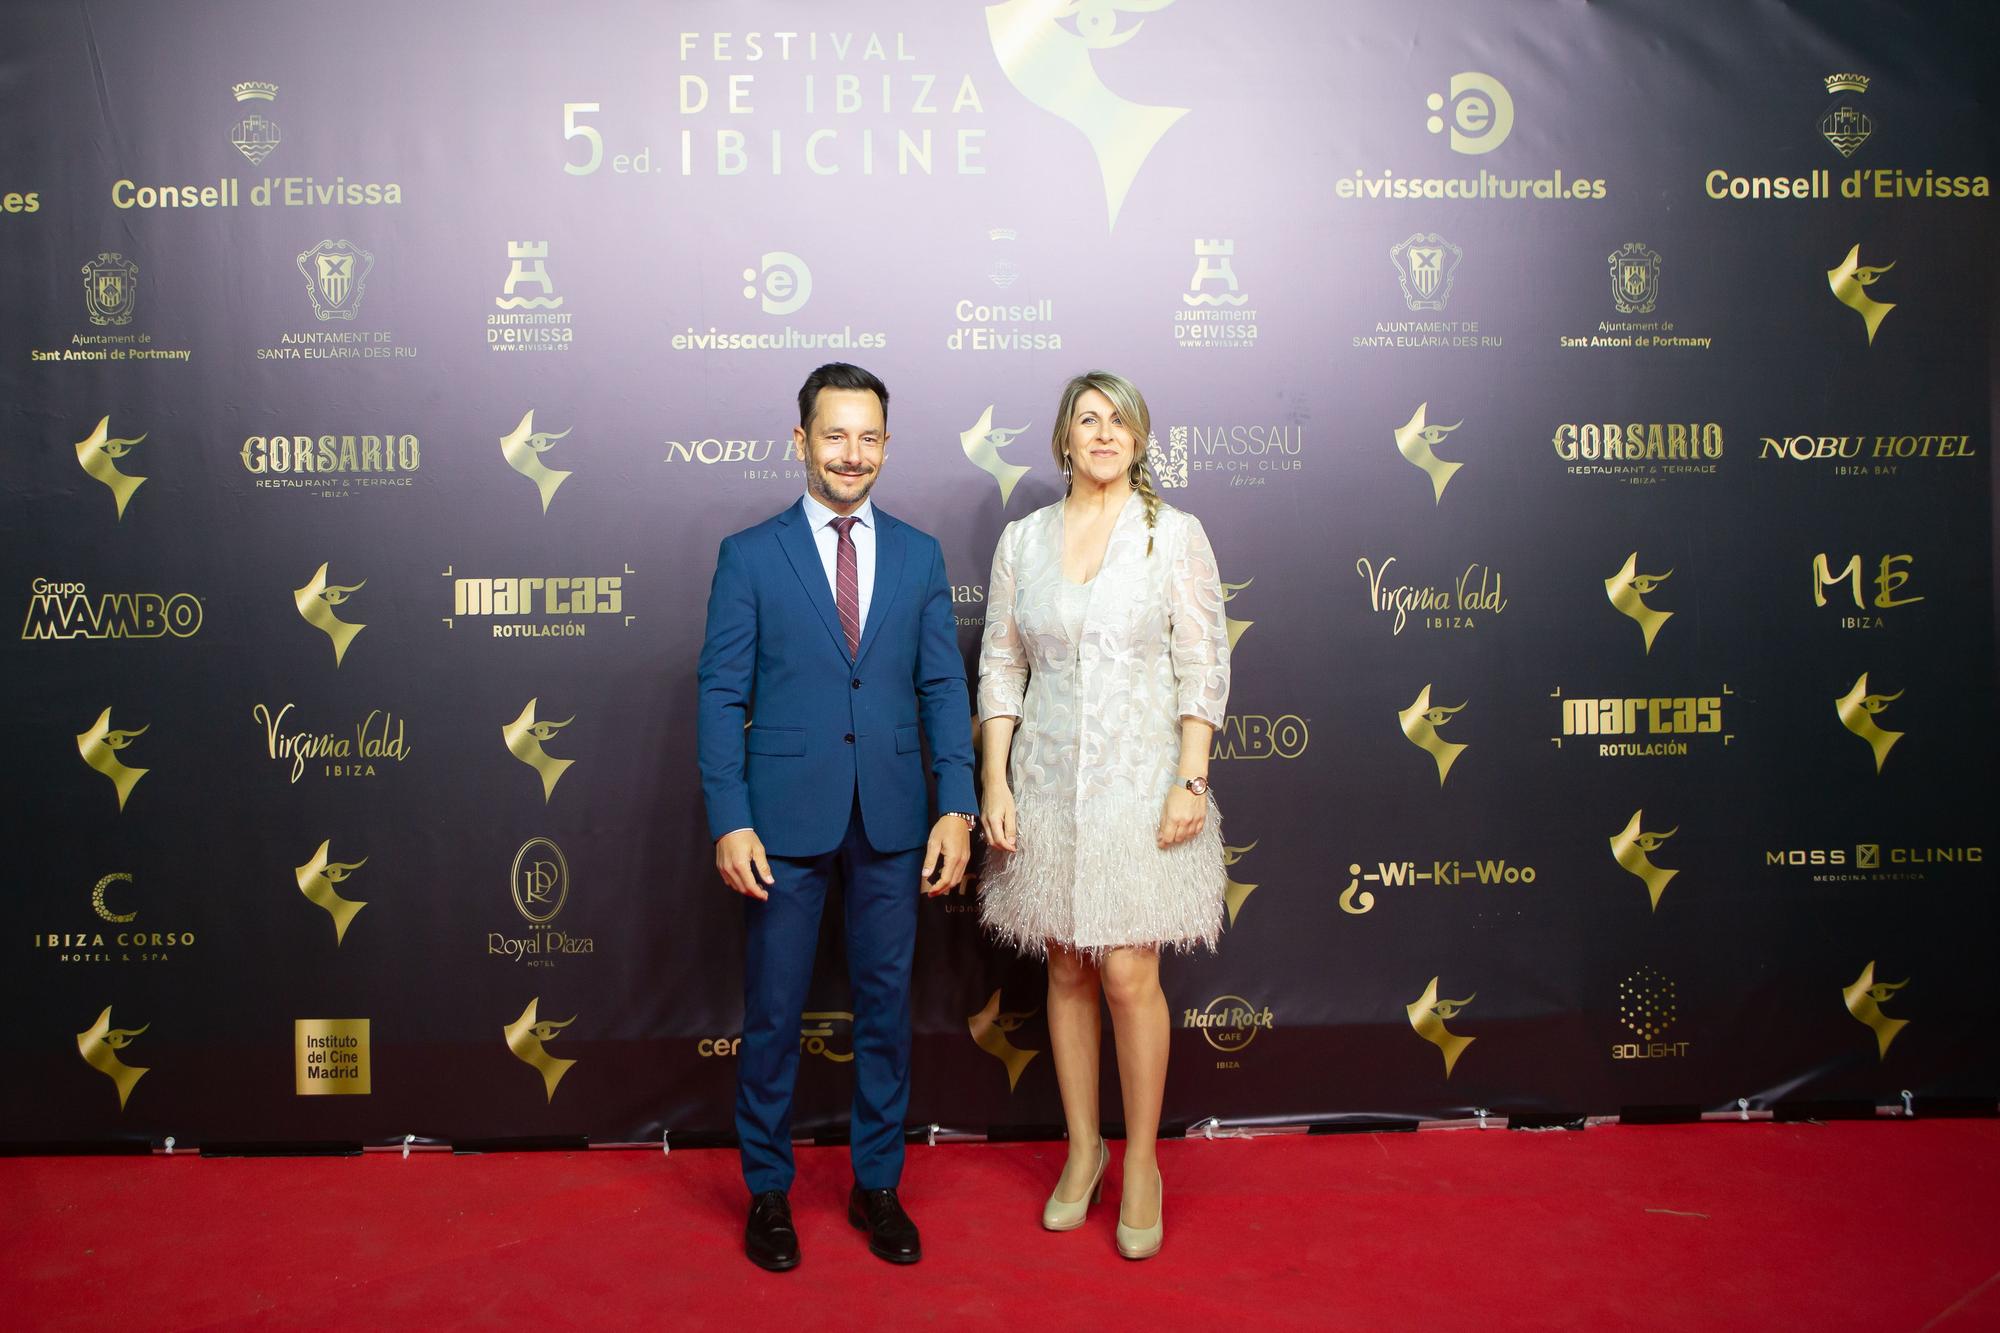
490,837 -> 594,966
1357,556 -> 1507,635
254,702 -> 410,783
1704,74 -> 1990,203
1551,686 -> 1730,758
670,252 -> 887,354
1552,420 -> 1723,483
1341,854 -> 1537,917
1754,429 -> 1976,476
1181,995 -> 1274,1070
1337,70 -> 1607,202
1612,966 -> 1689,1061
967,989 -> 1041,1092
441,567 -> 633,638
33,872 -> 198,964
111,81 -> 404,212
21,579 -> 202,641
239,431 -> 420,497
1814,552 -> 1921,632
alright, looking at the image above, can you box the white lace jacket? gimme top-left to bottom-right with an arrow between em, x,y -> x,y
978,498 -> 1230,809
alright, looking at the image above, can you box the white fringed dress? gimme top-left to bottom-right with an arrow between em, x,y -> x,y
976,498 -> 1231,958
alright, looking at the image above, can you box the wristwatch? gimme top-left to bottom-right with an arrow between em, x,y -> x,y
1181,777 -> 1209,797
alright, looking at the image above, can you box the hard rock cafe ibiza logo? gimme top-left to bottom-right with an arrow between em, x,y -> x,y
1389,233 -> 1462,312
81,252 -> 139,326
500,410 -> 574,514
230,81 -> 282,165
505,997 -> 578,1102
503,699 -> 576,802
1406,977 -> 1475,1077
296,238 -> 374,321
1394,402 -> 1465,504
1826,244 -> 1895,345
960,406 -> 1033,505
1819,74 -> 1873,157
1604,552 -> 1673,653
1842,961 -> 1908,1059
77,1005 -> 150,1110
76,707 -> 148,811
967,988 -> 1041,1091
984,0 -> 1187,230
1609,810 -> 1678,911
293,562 -> 367,667
1398,684 -> 1467,786
295,840 -> 369,946
1607,243 -> 1661,315
1836,672 -> 1903,773
74,416 -> 148,521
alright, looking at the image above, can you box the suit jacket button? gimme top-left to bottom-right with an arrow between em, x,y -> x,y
851,679 -> 862,689
844,733 -> 855,744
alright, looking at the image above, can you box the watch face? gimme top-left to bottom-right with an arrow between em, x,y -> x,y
1186,777 -> 1208,796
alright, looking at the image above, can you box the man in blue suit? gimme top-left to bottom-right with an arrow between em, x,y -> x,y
697,363 -> 976,1271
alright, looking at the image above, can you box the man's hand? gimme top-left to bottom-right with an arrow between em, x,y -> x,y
717,828 -> 775,901
921,816 -> 971,896
1157,786 -> 1207,849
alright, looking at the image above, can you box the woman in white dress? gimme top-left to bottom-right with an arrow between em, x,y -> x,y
976,371 -> 1230,1259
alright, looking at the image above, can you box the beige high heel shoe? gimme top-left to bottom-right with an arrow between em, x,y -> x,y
1041,1138 -> 1109,1231
1115,1167 -> 1163,1259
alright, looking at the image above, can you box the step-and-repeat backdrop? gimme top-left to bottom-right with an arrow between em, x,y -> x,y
3,0 -> 1994,1148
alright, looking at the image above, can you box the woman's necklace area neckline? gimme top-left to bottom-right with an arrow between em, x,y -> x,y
1060,487 -> 1132,585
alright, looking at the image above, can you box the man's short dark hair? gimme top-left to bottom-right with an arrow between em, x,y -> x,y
797,363 -> 889,432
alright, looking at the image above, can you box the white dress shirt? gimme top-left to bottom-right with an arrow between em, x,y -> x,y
800,492 -> 875,636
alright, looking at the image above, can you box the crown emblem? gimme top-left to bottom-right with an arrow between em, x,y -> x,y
1823,73 -> 1870,94
231,80 -> 279,102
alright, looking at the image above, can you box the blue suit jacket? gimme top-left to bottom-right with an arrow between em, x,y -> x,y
697,499 -> 978,857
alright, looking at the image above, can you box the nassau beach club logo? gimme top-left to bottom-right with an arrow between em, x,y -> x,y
984,0 -> 1187,230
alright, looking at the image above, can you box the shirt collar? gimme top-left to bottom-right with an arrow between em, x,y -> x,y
801,492 -> 874,531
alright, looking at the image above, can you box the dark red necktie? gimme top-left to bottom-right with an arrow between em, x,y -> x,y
832,516 -> 860,658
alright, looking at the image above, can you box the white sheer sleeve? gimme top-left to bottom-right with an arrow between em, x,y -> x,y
1168,514 -> 1230,726
977,520 -> 1027,721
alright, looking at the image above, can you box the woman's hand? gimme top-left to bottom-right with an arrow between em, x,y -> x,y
1157,785 -> 1206,849
981,782 -> 1019,852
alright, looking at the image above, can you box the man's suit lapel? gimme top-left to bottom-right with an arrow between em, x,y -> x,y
775,501 -> 854,661
854,509 -> 907,668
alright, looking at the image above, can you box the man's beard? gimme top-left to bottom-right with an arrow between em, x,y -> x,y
810,464 -> 875,505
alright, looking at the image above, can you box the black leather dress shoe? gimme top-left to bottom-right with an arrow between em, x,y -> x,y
745,1190 -> 801,1272
847,1184 -> 922,1264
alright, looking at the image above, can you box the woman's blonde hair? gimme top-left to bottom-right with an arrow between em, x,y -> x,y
1050,370 -> 1161,554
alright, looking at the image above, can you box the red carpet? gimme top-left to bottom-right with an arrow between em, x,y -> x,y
6,1122 -> 1999,1331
